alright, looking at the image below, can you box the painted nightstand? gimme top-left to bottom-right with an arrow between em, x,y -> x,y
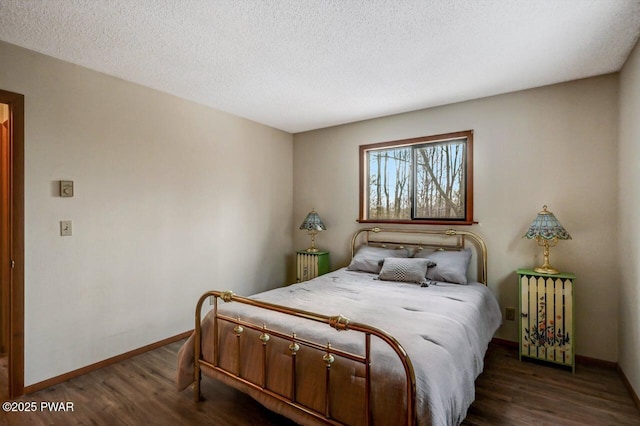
517,268 -> 576,372
296,251 -> 329,282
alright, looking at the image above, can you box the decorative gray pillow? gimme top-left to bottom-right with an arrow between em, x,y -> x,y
378,258 -> 435,284
347,245 -> 409,274
414,248 -> 472,285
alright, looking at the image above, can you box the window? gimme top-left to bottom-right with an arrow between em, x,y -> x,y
359,130 -> 473,225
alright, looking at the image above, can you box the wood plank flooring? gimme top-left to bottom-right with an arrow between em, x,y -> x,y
0,340 -> 638,425
0,356 -> 7,402
463,344 -> 640,425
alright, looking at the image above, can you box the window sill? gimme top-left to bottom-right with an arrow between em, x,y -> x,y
357,219 -> 477,226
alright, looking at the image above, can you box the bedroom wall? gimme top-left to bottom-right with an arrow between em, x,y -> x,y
293,75 -> 619,361
0,41 -> 294,386
618,38 -> 640,398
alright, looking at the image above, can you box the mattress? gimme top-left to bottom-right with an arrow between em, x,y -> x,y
177,267 -> 502,425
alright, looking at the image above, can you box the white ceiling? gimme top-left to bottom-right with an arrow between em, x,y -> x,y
1,1 -> 639,133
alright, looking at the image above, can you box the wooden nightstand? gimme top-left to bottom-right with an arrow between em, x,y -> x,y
517,269 -> 576,372
296,251 -> 329,282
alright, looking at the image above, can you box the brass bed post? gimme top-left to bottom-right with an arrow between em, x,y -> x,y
365,333 -> 372,426
445,229 -> 488,285
289,333 -> 299,402
259,324 -> 270,389
194,309 -> 201,402
234,318 -> 243,376
194,291 -> 213,402
213,296 -> 219,366
323,343 -> 335,419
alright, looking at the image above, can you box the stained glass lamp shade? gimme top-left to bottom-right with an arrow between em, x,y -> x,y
523,205 -> 572,274
299,209 -> 326,252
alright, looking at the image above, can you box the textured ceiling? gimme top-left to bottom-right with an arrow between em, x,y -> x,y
1,1 -> 639,133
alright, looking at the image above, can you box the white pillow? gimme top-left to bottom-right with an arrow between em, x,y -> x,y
414,248 -> 472,284
347,245 -> 409,274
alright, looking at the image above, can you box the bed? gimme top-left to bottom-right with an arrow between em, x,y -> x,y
176,228 -> 502,425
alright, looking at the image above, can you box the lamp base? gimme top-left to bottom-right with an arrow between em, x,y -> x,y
534,265 -> 560,275
306,247 -> 319,253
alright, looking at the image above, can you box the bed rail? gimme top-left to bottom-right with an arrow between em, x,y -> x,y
194,290 -> 418,426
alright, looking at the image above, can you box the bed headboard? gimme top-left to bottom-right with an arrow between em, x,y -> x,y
350,227 -> 488,285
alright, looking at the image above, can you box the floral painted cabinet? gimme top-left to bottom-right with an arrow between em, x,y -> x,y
517,269 -> 575,373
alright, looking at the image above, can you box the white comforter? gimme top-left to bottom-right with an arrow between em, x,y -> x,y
178,267 -> 502,425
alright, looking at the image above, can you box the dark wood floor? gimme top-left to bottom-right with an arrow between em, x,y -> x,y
0,356 -> 7,402
1,340 -> 638,425
463,344 -> 640,426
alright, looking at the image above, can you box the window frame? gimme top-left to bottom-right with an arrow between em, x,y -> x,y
358,130 -> 474,225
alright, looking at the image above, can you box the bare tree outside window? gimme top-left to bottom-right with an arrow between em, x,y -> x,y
359,131 -> 473,225
414,140 -> 465,219
367,147 -> 411,220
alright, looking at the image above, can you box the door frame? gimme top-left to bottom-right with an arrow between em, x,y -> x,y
0,89 -> 24,398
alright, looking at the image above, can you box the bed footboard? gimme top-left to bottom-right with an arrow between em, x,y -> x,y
193,290 -> 418,426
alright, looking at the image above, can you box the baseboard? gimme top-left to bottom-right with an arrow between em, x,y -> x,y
575,354 -> 617,369
618,365 -> 640,412
490,337 -> 518,349
24,330 -> 192,395
491,338 -> 617,368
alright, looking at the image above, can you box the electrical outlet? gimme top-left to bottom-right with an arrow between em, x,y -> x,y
505,307 -> 516,321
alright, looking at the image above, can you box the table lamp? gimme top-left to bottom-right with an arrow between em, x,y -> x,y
523,205 -> 571,274
299,209 -> 326,252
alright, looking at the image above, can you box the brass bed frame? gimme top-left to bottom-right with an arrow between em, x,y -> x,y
192,227 -> 488,425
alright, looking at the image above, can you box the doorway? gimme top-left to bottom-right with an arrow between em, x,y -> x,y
0,89 -> 24,399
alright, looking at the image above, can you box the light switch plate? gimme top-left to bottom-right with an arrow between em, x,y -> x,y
60,180 -> 74,197
60,220 -> 72,236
